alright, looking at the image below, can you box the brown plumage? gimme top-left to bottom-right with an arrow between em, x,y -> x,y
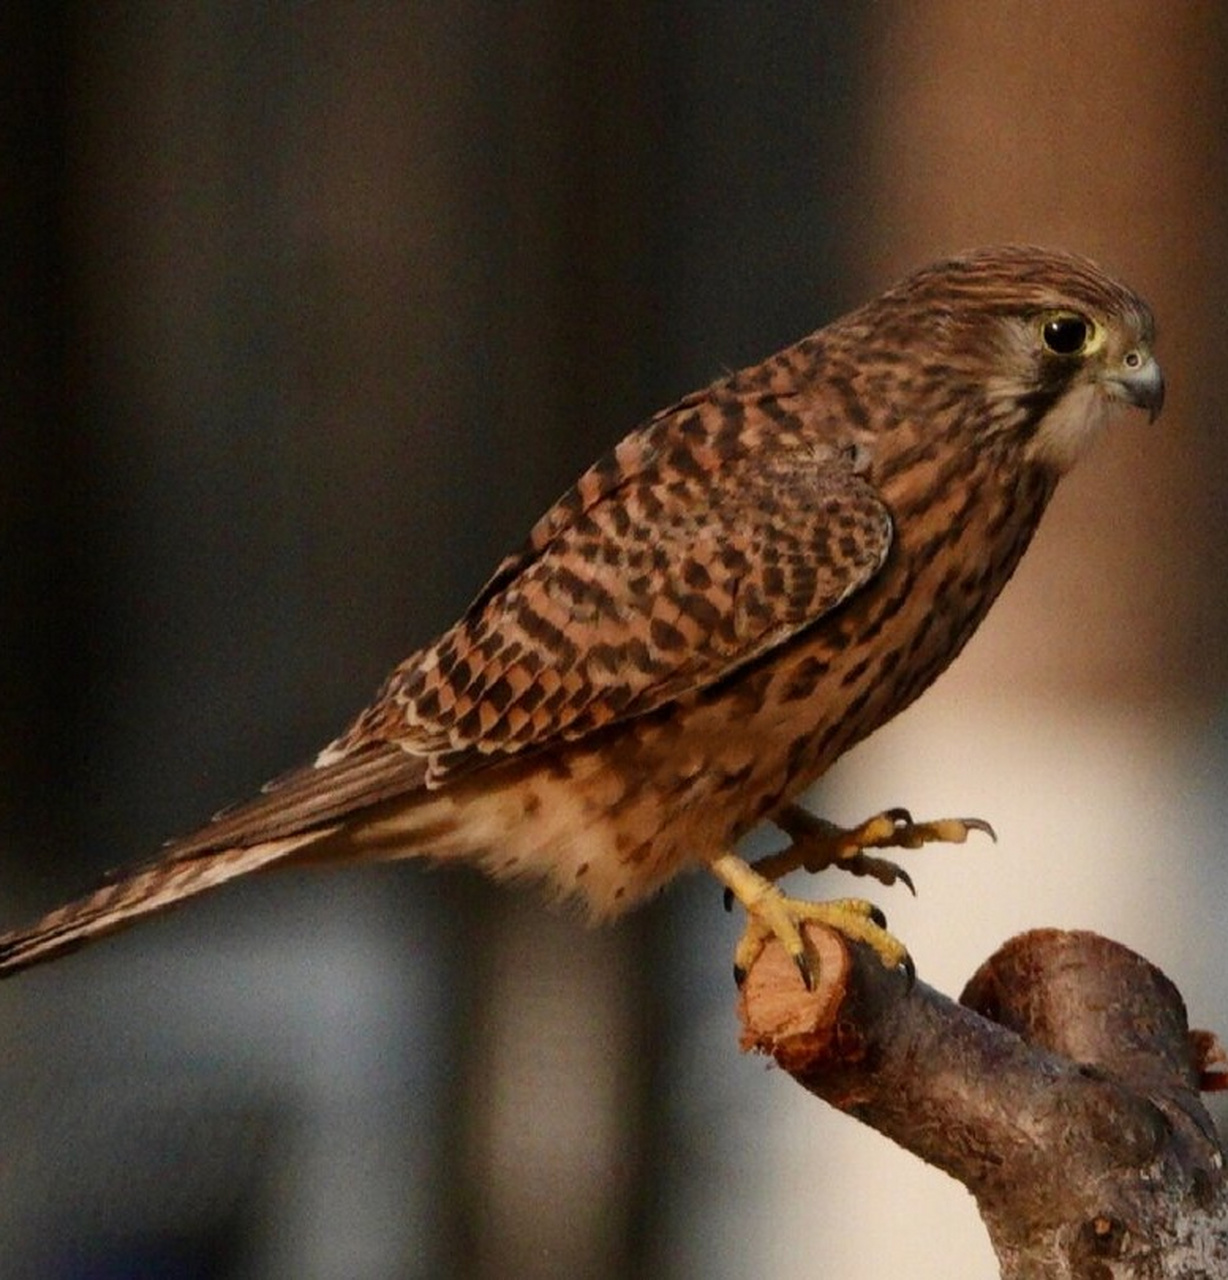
0,246 -> 1163,977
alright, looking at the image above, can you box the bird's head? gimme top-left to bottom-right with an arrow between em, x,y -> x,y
855,245 -> 1163,475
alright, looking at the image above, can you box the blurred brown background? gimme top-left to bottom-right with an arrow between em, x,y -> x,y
2,4 -> 1227,1278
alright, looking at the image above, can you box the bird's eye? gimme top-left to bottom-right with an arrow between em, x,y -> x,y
1041,312 -> 1094,356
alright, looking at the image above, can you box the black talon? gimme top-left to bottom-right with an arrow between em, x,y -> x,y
885,806 -> 913,827
794,951 -> 815,992
897,867 -> 916,896
868,904 -> 888,929
901,953 -> 917,990
723,887 -> 734,912
733,963 -> 747,986
967,817 -> 998,842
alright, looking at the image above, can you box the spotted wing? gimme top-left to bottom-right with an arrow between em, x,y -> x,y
368,423 -> 893,780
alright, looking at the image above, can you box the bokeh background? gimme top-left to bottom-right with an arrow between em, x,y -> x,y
3,4 -> 1227,1277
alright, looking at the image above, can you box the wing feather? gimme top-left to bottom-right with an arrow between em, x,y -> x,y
163,742 -> 428,860
351,392 -> 891,782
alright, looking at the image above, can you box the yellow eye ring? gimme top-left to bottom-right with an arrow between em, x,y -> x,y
1040,311 -> 1097,357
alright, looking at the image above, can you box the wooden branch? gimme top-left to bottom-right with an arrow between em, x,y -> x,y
737,926 -> 1228,1278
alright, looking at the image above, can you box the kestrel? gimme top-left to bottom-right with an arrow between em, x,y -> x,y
0,246 -> 1162,984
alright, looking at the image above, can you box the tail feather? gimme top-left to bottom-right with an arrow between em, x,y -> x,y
0,741 -> 434,977
0,826 -> 341,976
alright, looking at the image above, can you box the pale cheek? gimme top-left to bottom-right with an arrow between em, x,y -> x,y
1025,385 -> 1114,474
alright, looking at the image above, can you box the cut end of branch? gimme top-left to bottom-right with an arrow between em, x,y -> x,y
733,923 -> 1228,1274
736,923 -> 909,1078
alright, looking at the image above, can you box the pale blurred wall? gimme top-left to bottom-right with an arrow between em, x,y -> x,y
864,5 -> 1228,697
1,5 -> 1226,1280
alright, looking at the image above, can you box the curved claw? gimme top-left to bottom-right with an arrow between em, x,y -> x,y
841,851 -> 917,894
719,804 -> 988,989
760,803 -> 996,895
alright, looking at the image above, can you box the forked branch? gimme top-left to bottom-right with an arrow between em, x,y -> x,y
737,927 -> 1228,1278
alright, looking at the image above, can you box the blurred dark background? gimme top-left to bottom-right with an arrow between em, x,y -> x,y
2,4 -> 1227,1278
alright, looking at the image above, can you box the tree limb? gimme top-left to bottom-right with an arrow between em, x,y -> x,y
737,927 -> 1228,1278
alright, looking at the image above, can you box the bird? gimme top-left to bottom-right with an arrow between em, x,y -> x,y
0,245 -> 1163,985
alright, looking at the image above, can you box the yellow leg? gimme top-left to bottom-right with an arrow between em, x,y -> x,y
753,805 -> 996,893
708,851 -> 910,991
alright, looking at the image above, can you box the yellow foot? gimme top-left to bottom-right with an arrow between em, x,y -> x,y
708,851 -> 911,991
755,804 -> 996,894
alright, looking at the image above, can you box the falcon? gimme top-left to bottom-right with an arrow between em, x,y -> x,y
0,246 -> 1163,984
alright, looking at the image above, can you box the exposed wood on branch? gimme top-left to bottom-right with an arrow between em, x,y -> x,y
737,926 -> 1228,1278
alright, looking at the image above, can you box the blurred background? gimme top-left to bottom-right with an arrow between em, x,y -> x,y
2,3 -> 1227,1277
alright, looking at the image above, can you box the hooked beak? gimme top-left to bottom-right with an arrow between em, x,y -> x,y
1106,353 -> 1165,424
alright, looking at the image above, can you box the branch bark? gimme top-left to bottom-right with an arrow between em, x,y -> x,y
737,927 -> 1228,1279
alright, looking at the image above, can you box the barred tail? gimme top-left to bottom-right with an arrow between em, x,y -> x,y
0,827 -> 342,977
0,744 -> 436,977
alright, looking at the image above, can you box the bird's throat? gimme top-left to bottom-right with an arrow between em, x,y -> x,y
1025,383 -> 1114,474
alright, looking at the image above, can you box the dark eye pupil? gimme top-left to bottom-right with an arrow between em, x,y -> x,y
1043,316 -> 1088,355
